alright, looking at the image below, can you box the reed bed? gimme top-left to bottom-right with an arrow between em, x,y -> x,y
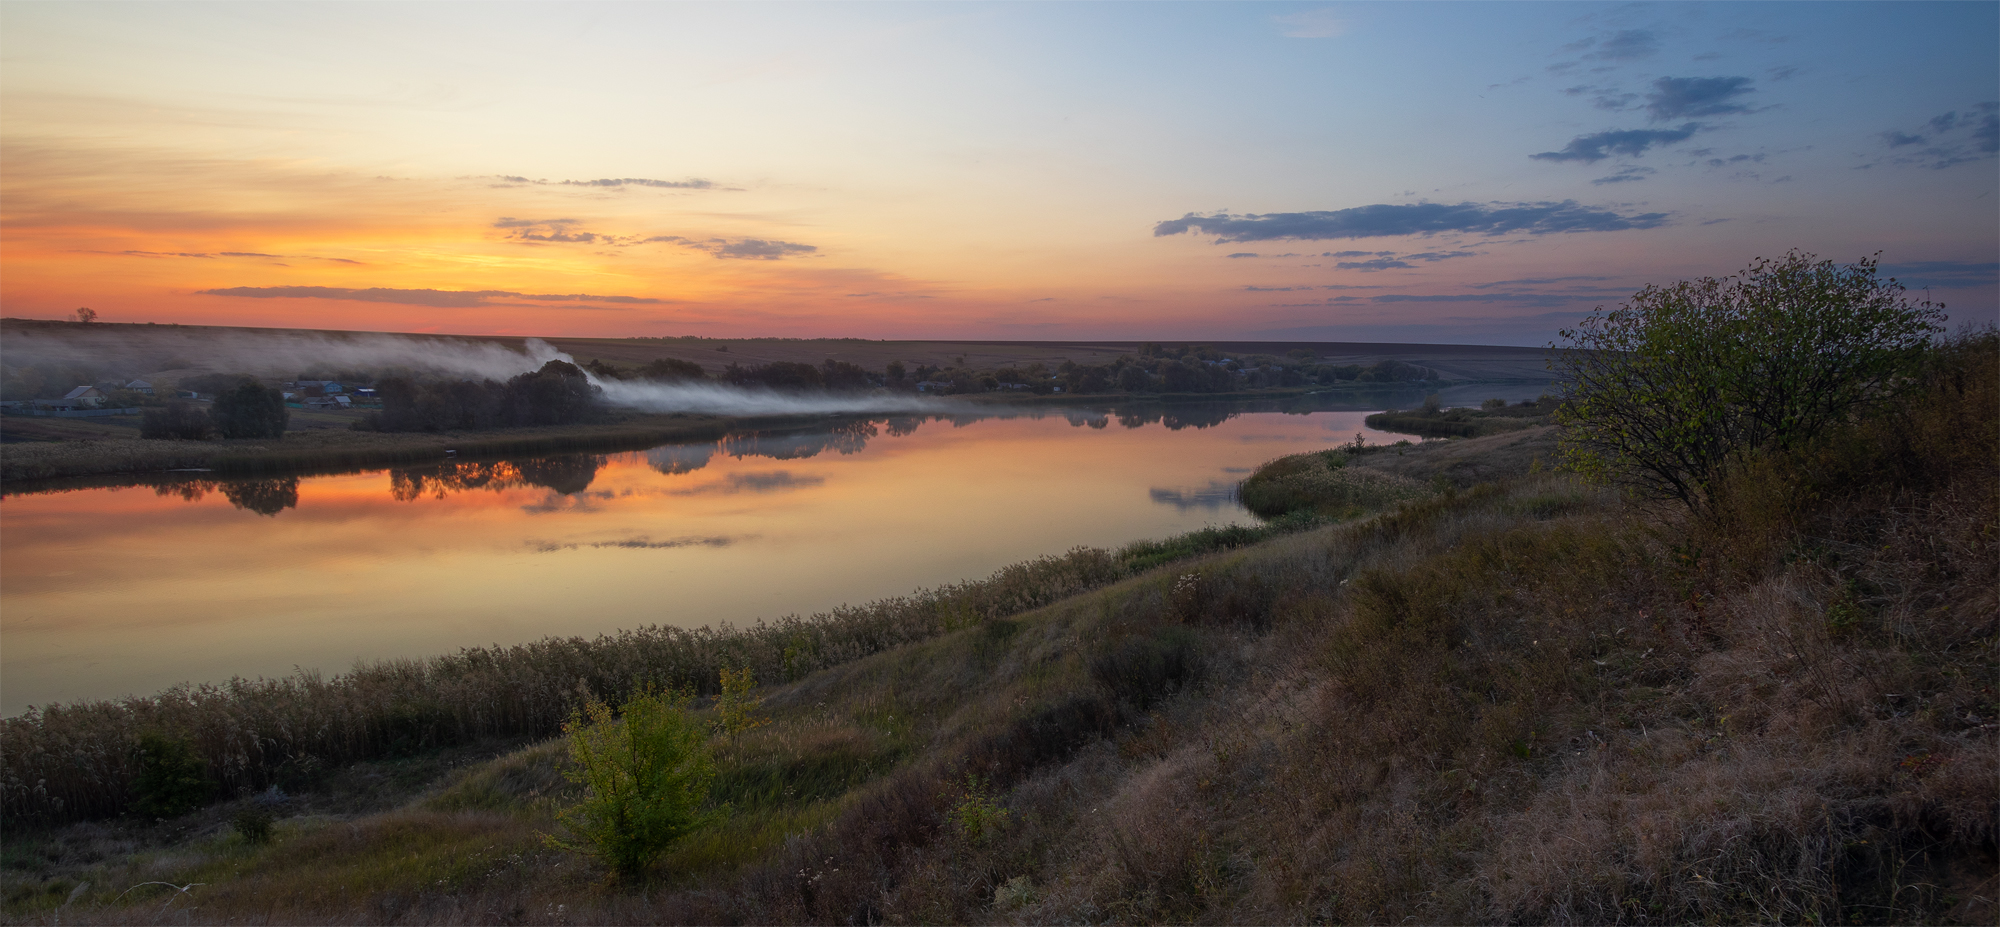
0,512 -> 1322,826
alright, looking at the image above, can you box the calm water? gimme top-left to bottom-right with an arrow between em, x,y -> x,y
0,387 -> 1547,713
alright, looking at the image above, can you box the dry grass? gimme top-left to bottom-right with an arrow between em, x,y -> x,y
7,336 -> 1992,925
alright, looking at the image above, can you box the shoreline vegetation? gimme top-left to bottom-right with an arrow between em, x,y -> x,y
2,318 -> 1553,483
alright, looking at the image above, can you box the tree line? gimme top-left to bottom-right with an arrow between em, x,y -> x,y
359,360 -> 605,432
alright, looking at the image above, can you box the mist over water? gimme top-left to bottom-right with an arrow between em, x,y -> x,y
3,328 -> 965,416
591,377 -> 962,416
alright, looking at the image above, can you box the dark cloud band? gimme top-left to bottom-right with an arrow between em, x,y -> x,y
197,286 -> 663,307
1154,201 -> 1667,241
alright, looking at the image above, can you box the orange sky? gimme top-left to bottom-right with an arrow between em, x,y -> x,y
3,3 -> 1993,344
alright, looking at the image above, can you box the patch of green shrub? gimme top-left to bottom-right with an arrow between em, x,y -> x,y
131,732 -> 213,819
545,691 -> 716,882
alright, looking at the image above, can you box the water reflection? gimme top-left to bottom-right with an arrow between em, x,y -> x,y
1148,480 -> 1242,511
3,388 -> 1498,514
4,390 -> 1546,713
389,456 -> 609,501
149,477 -> 302,516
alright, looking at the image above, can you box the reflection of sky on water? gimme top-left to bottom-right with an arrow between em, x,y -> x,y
0,391 -> 1543,712
1148,480 -> 1242,512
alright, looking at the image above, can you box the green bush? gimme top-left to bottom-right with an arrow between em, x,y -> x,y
1553,251 -> 1944,511
232,807 -> 275,843
546,691 -> 716,882
131,732 -> 213,818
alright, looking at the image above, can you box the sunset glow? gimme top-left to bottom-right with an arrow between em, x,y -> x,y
4,1 -> 1994,343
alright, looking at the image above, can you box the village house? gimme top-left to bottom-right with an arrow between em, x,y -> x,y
125,379 -> 155,394
60,386 -> 106,408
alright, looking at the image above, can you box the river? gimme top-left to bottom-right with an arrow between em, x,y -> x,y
0,385 -> 1549,713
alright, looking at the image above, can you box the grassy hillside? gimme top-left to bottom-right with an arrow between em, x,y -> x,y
3,336 -> 1992,925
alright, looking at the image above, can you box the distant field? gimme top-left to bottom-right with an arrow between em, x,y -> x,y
1,318 -> 1559,383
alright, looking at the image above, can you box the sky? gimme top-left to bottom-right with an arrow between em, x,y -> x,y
2,1 -> 1994,346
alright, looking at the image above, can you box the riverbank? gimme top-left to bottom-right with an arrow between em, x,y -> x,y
0,383 -> 1550,486
5,355 -> 1989,922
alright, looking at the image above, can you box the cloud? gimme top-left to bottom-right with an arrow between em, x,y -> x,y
490,175 -> 715,189
1468,275 -> 1616,289
590,535 -> 736,549
645,236 -> 818,260
1593,165 -> 1657,184
1226,252 -> 1260,259
1645,76 -> 1755,121
1869,104 -> 2000,169
1337,259 -> 1414,271
196,286 -> 664,307
494,220 -> 819,258
1589,29 -> 1660,61
1530,124 -> 1699,162
1155,201 -> 1669,241
1879,260 -> 2000,289
1274,8 -> 1346,38
560,177 -> 714,189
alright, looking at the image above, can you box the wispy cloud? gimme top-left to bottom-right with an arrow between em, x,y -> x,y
492,175 -> 715,189
1155,201 -> 1667,241
493,218 -> 819,258
1531,124 -> 1700,162
196,286 -> 664,307
1867,103 -> 1999,170
1879,260 -> 1999,289
645,236 -> 820,260
1644,76 -> 1756,121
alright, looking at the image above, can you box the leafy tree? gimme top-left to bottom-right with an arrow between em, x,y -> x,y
140,400 -> 215,440
1553,251 -> 1945,511
714,667 -> 768,737
546,691 -> 716,882
74,307 -> 96,324
209,379 -> 289,439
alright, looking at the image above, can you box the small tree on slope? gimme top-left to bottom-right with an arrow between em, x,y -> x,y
1551,251 -> 1944,512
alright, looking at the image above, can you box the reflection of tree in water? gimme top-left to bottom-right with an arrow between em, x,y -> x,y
647,443 -> 714,476
1107,404 -> 1237,431
512,456 -> 603,495
1160,404 -> 1236,430
146,476 -> 296,515
153,480 -> 213,503
388,455 -> 605,501
720,419 -> 879,460
220,478 -> 300,516
1063,410 -> 1110,429
884,416 -> 924,437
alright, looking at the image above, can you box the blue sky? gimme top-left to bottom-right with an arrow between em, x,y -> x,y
3,1 -> 1994,343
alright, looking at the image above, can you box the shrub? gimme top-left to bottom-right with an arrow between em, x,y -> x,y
1238,450 -> 1429,518
232,807 -> 275,843
131,732 -> 213,818
546,691 -> 716,882
947,774 -> 1010,844
139,400 -> 215,440
1553,251 -> 1945,511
